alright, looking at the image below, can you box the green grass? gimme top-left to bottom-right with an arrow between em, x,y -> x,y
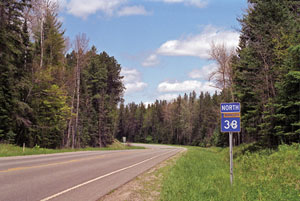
161,144 -> 300,201
0,141 -> 144,157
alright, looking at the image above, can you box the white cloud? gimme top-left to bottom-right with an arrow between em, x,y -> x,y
157,25 -> 239,59
125,82 -> 148,93
155,0 -> 207,8
121,68 -> 139,83
157,80 -> 220,94
158,94 -> 179,101
121,68 -> 148,94
117,5 -> 150,16
142,101 -> 154,107
188,63 -> 217,80
142,54 -> 160,67
66,0 -> 126,18
142,25 -> 239,66
158,80 -> 202,93
66,0 -> 151,18
156,80 -> 220,102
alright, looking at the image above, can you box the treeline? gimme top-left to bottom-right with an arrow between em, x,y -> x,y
116,92 -> 232,147
1,0 -> 299,149
117,0 -> 300,148
0,0 -> 124,148
232,0 -> 300,147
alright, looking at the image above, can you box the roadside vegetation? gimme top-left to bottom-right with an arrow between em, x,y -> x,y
0,141 -> 143,157
161,144 -> 300,201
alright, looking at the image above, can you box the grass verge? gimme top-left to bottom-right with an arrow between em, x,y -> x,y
161,144 -> 300,201
0,140 -> 144,157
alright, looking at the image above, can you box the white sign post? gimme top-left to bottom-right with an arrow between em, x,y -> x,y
221,102 -> 241,186
122,137 -> 126,146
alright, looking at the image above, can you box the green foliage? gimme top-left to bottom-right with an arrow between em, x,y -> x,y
80,50 -> 124,147
0,0 -> 126,149
145,135 -> 153,143
42,10 -> 65,67
232,0 -> 300,147
1,0 -> 299,150
161,144 -> 300,201
234,144 -> 300,200
0,0 -> 31,143
274,52 -> 300,142
36,84 -> 69,148
117,92 -> 223,147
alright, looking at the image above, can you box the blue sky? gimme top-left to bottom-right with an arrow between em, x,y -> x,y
56,0 -> 247,104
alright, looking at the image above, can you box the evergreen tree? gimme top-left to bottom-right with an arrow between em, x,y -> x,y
0,0 -> 31,143
274,45 -> 300,143
29,2 -> 68,148
232,0 -> 300,147
116,91 -> 222,147
82,50 -> 124,147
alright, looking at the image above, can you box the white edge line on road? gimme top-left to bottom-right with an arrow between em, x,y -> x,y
40,149 -> 179,201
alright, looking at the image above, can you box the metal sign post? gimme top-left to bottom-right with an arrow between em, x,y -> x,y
229,132 -> 233,185
220,102 -> 241,186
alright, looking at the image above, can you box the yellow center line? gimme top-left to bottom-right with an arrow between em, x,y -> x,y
0,150 -> 147,173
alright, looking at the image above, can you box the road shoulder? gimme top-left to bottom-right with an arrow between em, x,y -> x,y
99,148 -> 186,201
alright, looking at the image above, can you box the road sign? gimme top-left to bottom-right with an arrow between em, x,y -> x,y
220,102 -> 241,186
221,103 -> 241,132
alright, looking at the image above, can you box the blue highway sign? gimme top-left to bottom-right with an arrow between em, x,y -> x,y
221,103 -> 241,132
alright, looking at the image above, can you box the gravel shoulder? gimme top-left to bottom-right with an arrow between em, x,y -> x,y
99,146 -> 186,201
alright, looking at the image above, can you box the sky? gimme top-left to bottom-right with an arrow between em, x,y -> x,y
56,0 -> 248,104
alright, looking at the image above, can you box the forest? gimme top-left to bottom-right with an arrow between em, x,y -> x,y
1,0 -> 299,149
0,0 -> 124,148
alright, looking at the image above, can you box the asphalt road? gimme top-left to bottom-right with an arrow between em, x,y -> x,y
0,144 -> 183,201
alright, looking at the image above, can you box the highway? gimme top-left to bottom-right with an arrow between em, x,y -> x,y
0,144 -> 182,201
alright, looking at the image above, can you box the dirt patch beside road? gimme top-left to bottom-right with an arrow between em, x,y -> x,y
99,148 -> 186,201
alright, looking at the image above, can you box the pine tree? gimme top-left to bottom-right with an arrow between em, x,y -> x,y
29,2 -> 68,148
232,0 -> 300,147
274,45 -> 300,143
82,50 -> 124,147
0,0 -> 31,143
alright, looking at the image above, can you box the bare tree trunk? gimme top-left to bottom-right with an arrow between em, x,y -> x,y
66,117 -> 72,147
40,17 -> 43,68
210,42 -> 240,145
71,129 -> 75,148
66,81 -> 76,147
98,98 -> 103,147
222,64 -> 226,90
77,129 -> 81,148
72,33 -> 89,148
73,56 -> 80,148
98,120 -> 102,147
72,34 -> 89,147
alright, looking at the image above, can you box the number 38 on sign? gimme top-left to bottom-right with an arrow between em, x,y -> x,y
221,103 -> 241,132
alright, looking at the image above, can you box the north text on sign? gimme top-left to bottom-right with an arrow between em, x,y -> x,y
221,105 -> 240,112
